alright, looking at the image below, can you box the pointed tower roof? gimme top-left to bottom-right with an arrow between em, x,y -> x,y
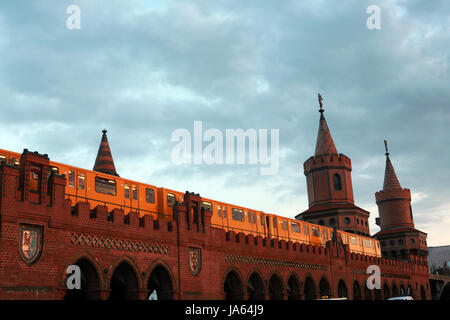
382,140 -> 401,190
93,129 -> 120,177
314,93 -> 338,156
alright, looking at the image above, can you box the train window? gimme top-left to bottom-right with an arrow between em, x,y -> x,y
217,205 -> 222,217
272,217 -> 277,228
303,225 -> 309,235
351,236 -> 357,245
78,174 -> 85,189
232,208 -> 244,222
321,229 -> 327,240
364,239 -> 371,248
291,223 -> 301,233
12,157 -> 19,166
95,176 -> 116,195
132,185 -> 138,200
202,201 -> 212,212
312,227 -> 319,237
333,173 -> 342,190
248,212 -> 252,223
124,184 -> 130,198
0,155 -> 6,164
253,212 -> 256,224
223,206 -> 227,218
167,193 -> 176,207
68,171 -> 75,187
145,188 -> 155,204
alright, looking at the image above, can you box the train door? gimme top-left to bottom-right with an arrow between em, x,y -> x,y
265,216 -> 271,237
123,183 -> 131,212
76,171 -> 87,200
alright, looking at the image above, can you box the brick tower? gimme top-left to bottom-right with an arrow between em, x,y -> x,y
374,140 -> 428,260
296,94 -> 370,236
93,129 -> 119,177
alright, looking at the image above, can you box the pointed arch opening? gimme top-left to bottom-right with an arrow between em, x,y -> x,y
364,282 -> 373,300
333,174 -> 342,190
268,274 -> 284,300
304,276 -> 317,300
109,262 -> 139,300
147,265 -> 174,300
353,281 -> 362,300
392,283 -> 399,297
64,258 -> 100,300
224,270 -> 243,300
337,280 -> 348,298
287,275 -> 301,300
247,273 -> 265,300
319,277 -> 332,298
383,283 -> 391,300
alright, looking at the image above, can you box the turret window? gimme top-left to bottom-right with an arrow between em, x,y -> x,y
333,174 -> 342,190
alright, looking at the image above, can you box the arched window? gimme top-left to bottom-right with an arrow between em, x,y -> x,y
333,174 -> 342,190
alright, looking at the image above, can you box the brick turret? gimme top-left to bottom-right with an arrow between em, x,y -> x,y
374,141 -> 428,260
296,95 -> 370,236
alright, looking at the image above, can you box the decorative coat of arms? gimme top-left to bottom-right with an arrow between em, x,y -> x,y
19,225 -> 43,264
188,247 -> 201,276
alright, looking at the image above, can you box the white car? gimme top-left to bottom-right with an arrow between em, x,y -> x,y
387,296 -> 414,300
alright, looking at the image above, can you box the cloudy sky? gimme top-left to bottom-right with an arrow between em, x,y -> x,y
0,0 -> 449,246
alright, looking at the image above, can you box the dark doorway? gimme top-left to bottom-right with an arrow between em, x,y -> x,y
319,278 -> 331,298
268,274 -> 284,300
353,281 -> 362,300
383,283 -> 391,300
392,284 -> 399,297
64,258 -> 100,300
364,283 -> 373,300
337,280 -> 348,298
287,275 -> 301,300
147,265 -> 173,300
109,262 -> 139,300
304,277 -> 317,300
247,273 -> 265,300
224,271 -> 243,300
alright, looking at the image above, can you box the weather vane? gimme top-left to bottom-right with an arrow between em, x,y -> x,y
318,93 -> 324,113
384,139 -> 389,156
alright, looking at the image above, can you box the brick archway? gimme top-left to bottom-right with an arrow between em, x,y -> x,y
224,269 -> 244,300
144,259 -> 177,300
287,273 -> 302,300
109,260 -> 140,300
337,279 -> 348,298
319,277 -> 332,298
63,257 -> 101,300
247,271 -> 265,300
268,272 -> 284,300
353,281 -> 362,300
304,276 -> 317,300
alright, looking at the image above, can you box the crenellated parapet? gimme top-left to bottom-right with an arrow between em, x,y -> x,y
303,153 -> 352,174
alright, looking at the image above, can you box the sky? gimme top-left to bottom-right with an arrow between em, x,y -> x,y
0,0 -> 449,246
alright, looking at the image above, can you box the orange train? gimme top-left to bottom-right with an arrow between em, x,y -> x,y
0,148 -> 381,257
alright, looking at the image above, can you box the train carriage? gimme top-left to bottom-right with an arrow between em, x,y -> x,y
0,147 -> 381,257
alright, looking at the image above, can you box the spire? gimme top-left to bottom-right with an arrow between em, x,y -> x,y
383,140 -> 401,190
314,93 -> 338,156
93,129 -> 120,177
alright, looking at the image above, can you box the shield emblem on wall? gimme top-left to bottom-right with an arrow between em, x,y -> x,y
188,247 -> 201,276
19,225 -> 43,264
